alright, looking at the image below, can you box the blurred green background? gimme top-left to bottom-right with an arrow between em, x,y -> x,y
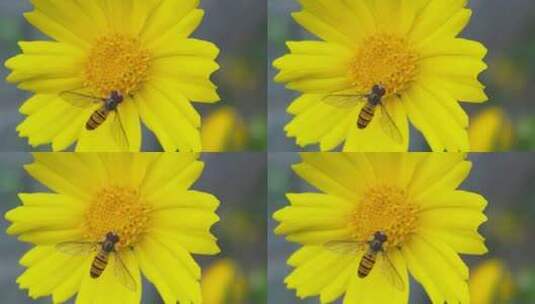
0,1 -> 267,152
268,0 -> 535,151
0,153 -> 267,304
268,153 -> 535,303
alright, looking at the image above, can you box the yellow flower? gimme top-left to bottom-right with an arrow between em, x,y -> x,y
470,259 -> 514,304
5,153 -> 220,303
202,259 -> 247,304
6,0 -> 220,152
469,107 -> 514,152
273,153 -> 487,303
201,107 -> 248,152
274,1 -> 487,152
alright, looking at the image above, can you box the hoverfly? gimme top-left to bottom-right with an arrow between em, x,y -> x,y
60,90 -> 129,148
322,84 -> 403,143
57,232 -> 136,291
325,231 -> 405,290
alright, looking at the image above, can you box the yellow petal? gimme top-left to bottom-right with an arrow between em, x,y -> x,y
151,208 -> 219,233
285,94 -> 356,150
5,41 -> 83,87
293,0 -> 373,47
415,160 -> 472,199
152,56 -> 219,80
146,78 -> 201,127
149,228 -> 219,256
408,153 -> 466,195
76,250 -> 140,304
418,208 -> 487,237
403,86 -> 469,151
136,87 -> 201,151
424,228 -> 487,255
23,11 -> 89,49
135,237 -> 202,304
409,0 -> 468,43
152,38 -> 219,61
418,190 -> 487,211
343,249 -> 408,304
97,153 -> 156,189
417,9 -> 473,48
16,96 -> 87,149
148,189 -> 219,212
419,55 -> 487,82
17,246 -> 86,301
51,109 -> 88,152
284,246 -> 356,302
140,0 -> 199,45
274,205 -> 350,236
293,153 -> 373,200
141,153 -> 201,195
25,153 -> 105,200
16,77 -> 83,94
419,38 -> 487,59
151,75 -> 220,103
118,97 -> 142,152
402,234 -> 469,303
274,53 -> 350,83
5,203 -> 83,235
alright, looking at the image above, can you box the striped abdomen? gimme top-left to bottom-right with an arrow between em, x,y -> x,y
357,102 -> 377,129
357,250 -> 377,278
90,250 -> 110,278
86,108 -> 109,130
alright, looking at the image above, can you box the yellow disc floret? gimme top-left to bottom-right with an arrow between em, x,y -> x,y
349,33 -> 418,96
350,184 -> 418,249
84,186 -> 150,249
85,33 -> 151,96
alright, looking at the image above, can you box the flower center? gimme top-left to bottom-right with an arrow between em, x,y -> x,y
84,33 -> 151,96
349,184 -> 418,249
84,186 -> 150,249
349,33 -> 418,96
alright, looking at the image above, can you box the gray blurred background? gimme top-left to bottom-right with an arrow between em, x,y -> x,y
268,0 -> 535,151
268,153 -> 535,303
0,0 -> 267,151
0,153 -> 267,303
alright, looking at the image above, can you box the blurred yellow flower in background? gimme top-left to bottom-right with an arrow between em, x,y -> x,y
202,259 -> 247,304
274,153 -> 487,303
5,153 -> 220,303
6,0 -> 220,152
274,0 -> 487,152
470,259 -> 514,304
201,107 -> 248,152
469,107 -> 514,152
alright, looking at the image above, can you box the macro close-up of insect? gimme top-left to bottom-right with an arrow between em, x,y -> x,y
56,232 -> 136,291
322,84 -> 403,143
325,231 -> 405,291
59,90 -> 130,148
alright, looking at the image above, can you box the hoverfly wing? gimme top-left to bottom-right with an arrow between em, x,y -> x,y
111,110 -> 130,151
324,240 -> 363,255
378,103 -> 403,144
377,251 -> 405,291
60,91 -> 103,108
321,94 -> 366,109
112,252 -> 137,291
56,241 -> 98,256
